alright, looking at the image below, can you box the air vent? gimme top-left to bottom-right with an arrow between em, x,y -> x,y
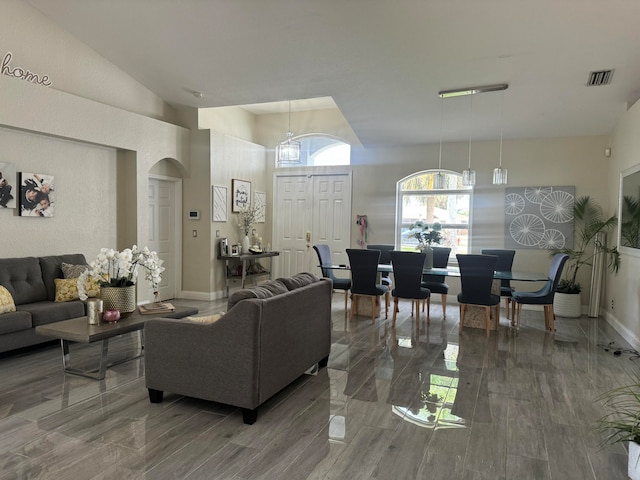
587,69 -> 614,86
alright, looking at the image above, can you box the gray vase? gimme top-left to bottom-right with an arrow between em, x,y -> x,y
422,247 -> 434,270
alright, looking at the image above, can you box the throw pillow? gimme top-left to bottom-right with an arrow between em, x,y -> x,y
186,313 -> 224,324
54,278 -> 79,302
54,278 -> 100,302
278,272 -> 319,290
0,285 -> 16,314
61,262 -> 89,279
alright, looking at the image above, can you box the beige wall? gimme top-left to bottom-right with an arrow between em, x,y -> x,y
606,100 -> 640,348
2,0 -> 178,124
0,1 -> 190,304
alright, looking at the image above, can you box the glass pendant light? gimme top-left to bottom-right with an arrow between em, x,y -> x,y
493,91 -> 508,185
433,97 -> 445,189
462,95 -> 476,186
277,100 -> 301,166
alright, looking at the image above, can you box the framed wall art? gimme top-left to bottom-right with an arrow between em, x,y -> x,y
254,191 -> 266,223
212,185 -> 227,222
232,179 -> 251,212
504,185 -> 575,250
0,162 -> 17,209
19,172 -> 55,217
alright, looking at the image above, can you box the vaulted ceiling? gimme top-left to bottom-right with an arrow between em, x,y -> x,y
26,0 -> 640,146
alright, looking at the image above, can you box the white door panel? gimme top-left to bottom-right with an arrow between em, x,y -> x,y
148,178 -> 177,301
274,173 -> 351,279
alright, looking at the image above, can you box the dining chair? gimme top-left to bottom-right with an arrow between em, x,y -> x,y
389,251 -> 431,329
346,248 -> 389,322
511,253 -> 569,332
481,249 -> 516,320
456,254 -> 500,337
313,244 -> 351,310
421,246 -> 452,317
367,244 -> 394,289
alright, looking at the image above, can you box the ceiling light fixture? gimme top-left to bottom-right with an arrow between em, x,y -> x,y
438,83 -> 508,98
433,96 -> 446,189
276,100 -> 301,166
492,90 -> 508,185
461,94 -> 476,186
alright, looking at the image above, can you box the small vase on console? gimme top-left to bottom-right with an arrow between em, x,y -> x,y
242,235 -> 251,254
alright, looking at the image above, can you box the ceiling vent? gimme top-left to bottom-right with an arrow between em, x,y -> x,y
587,69 -> 614,86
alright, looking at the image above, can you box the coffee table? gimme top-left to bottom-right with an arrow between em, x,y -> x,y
36,305 -> 198,380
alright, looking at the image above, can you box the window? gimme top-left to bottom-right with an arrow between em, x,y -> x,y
275,134 -> 350,167
396,170 -> 472,259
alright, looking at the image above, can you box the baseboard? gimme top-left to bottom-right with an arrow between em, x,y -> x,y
602,310 -> 640,351
179,290 -> 226,301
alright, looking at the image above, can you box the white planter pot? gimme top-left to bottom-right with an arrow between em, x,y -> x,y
553,292 -> 581,318
630,441 -> 640,480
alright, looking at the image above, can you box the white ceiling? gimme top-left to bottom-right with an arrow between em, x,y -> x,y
25,0 -> 640,146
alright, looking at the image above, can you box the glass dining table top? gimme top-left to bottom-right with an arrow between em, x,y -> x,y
323,264 -> 549,282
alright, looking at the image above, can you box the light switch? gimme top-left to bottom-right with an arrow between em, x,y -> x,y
216,230 -> 220,238
192,230 -> 197,237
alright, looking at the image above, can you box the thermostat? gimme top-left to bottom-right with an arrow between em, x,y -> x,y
188,210 -> 200,220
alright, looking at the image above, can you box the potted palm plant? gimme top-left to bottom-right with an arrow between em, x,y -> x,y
596,381 -> 640,479
551,196 -> 620,317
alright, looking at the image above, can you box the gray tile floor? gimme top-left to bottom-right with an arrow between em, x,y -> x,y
0,295 -> 638,479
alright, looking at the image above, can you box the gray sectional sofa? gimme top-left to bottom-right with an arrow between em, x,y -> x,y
144,273 -> 333,424
0,254 -> 88,353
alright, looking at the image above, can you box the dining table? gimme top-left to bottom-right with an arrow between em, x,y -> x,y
322,263 -> 550,283
322,263 -> 550,330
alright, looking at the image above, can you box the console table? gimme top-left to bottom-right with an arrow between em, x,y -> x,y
219,251 -> 280,297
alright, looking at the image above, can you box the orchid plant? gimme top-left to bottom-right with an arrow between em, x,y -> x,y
77,245 -> 165,300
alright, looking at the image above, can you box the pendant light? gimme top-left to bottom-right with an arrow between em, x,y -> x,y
277,100 -> 301,166
492,90 -> 508,185
462,94 -> 476,186
433,96 -> 445,189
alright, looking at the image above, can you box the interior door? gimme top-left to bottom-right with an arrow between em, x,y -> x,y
273,172 -> 351,278
148,177 -> 177,300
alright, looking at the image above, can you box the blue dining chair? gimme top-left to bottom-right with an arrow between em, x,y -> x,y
367,244 -> 394,289
456,254 -> 500,337
346,248 -> 389,323
389,250 -> 431,329
481,249 -> 516,320
421,246 -> 452,316
313,244 -> 351,310
511,253 -> 569,332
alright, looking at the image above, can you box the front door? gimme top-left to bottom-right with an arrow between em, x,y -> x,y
273,172 -> 351,278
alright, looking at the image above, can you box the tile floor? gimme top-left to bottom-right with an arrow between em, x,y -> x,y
0,294 -> 638,479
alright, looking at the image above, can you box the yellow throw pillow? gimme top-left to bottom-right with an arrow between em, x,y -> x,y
186,313 -> 224,324
54,278 -> 100,302
84,278 -> 100,298
0,286 -> 16,314
55,278 -> 80,302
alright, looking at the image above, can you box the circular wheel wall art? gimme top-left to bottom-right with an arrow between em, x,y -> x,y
505,193 -> 525,216
539,190 -> 574,223
504,186 -> 575,250
538,229 -> 566,249
524,186 -> 553,204
509,214 -> 546,247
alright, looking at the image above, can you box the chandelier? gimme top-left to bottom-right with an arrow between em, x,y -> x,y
276,100 -> 301,166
